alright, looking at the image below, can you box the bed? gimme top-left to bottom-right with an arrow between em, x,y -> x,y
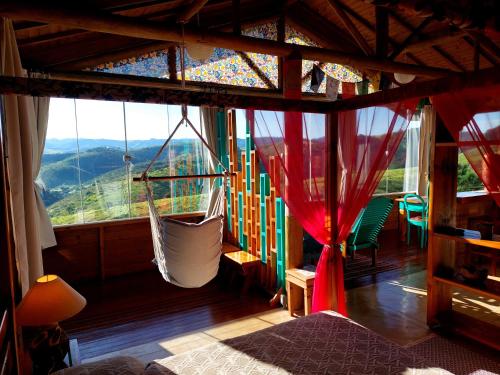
145,311 -> 450,375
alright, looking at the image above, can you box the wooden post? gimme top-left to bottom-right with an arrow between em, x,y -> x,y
427,113 -> 457,326
167,45 -> 178,82
323,111 -> 340,311
284,52 -> 303,271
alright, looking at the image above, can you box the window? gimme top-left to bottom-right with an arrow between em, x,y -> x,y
457,152 -> 484,192
376,115 -> 420,195
40,99 -> 209,225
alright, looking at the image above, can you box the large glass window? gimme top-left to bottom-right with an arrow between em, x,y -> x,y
41,99 -> 209,225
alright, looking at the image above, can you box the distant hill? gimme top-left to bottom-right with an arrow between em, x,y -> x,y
40,140 -> 208,190
45,138 -> 188,154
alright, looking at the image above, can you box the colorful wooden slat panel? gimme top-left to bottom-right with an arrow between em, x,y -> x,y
260,173 -> 270,264
276,197 -> 286,289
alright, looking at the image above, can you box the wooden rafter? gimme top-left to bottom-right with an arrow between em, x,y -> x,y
0,67 -> 498,113
0,1 -> 450,77
237,51 -> 277,89
327,0 -> 373,56
49,41 -> 173,71
466,31 -> 499,59
388,10 -> 463,71
177,0 -> 209,24
389,18 -> 432,60
404,30 -> 466,54
334,1 -> 426,66
432,45 -> 466,72
461,35 -> 498,67
375,6 -> 388,58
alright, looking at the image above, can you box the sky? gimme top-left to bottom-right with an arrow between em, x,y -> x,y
47,98 -> 249,140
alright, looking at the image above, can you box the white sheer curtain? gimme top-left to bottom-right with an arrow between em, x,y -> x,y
200,106 -> 219,172
1,18 -> 56,294
417,105 -> 434,196
403,117 -> 420,193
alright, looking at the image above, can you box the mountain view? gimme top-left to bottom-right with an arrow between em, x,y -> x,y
41,137 -> 482,226
40,138 -> 215,225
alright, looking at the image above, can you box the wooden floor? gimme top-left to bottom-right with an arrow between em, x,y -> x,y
62,229 -> 434,364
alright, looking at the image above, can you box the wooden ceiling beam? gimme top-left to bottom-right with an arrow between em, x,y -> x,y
404,30 -> 466,54
389,17 -> 432,60
375,6 -> 388,58
177,0 -> 209,24
387,10 -> 464,72
0,67 -> 498,113
48,41 -> 173,71
465,31 -> 500,60
461,35 -> 498,67
327,0 -> 373,56
335,1 -> 425,66
431,45 -> 466,72
0,1 -> 450,77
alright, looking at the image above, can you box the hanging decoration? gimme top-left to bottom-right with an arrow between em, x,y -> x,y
310,64 -> 325,92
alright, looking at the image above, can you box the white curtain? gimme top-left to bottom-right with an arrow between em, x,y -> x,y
1,18 -> 56,295
417,105 -> 435,196
200,106 -> 219,173
403,117 -> 420,193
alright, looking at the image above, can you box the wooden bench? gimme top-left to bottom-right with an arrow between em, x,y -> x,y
223,250 -> 260,294
285,267 -> 316,316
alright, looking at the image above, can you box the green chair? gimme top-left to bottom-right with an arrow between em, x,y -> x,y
345,196 -> 394,267
403,193 -> 427,248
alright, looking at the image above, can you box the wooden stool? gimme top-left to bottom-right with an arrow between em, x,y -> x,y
285,268 -> 315,316
223,251 -> 260,294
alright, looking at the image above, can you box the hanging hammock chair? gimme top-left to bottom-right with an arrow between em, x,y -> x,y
135,105 -> 228,288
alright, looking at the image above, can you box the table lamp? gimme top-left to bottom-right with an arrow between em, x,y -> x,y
17,275 -> 86,374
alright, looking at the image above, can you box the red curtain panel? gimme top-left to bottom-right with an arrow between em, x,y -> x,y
249,98 -> 418,315
432,85 -> 500,206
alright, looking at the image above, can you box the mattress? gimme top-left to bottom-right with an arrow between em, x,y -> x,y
145,311 -> 451,375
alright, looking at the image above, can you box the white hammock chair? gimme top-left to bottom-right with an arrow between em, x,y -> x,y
136,105 -> 228,288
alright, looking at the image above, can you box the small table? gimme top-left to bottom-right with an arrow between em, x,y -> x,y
223,250 -> 260,294
285,267 -> 316,316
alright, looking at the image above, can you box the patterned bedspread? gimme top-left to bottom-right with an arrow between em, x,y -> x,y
146,311 -> 450,375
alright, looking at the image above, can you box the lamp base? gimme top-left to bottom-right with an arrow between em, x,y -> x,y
23,324 -> 69,375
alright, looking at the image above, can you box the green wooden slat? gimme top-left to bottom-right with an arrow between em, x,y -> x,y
238,192 -> 244,247
259,173 -> 270,264
276,198 -> 286,289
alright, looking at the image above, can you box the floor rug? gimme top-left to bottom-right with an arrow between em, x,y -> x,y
409,333 -> 500,375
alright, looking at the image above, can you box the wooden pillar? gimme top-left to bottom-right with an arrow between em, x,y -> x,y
277,0 -> 286,91
325,111 -> 339,311
427,113 -> 457,326
167,45 -> 177,82
284,51 -> 303,270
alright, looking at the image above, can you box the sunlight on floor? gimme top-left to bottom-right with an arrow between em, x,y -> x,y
83,309 -> 294,364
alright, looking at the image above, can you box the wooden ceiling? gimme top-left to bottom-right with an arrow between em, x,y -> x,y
4,0 -> 500,77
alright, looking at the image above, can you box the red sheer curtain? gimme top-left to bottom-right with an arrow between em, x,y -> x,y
250,99 -> 418,315
432,85 -> 500,206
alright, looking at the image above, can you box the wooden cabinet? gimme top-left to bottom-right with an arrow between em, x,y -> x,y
427,116 -> 499,350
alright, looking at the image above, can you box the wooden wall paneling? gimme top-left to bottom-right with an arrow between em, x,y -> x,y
44,227 -> 100,282
102,221 -> 155,278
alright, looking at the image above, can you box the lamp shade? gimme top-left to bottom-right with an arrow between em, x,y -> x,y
17,275 -> 86,326
394,72 -> 416,84
186,43 -> 214,62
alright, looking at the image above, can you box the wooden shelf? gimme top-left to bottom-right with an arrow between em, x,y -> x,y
441,311 -> 500,351
433,232 -> 500,250
433,276 -> 500,300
